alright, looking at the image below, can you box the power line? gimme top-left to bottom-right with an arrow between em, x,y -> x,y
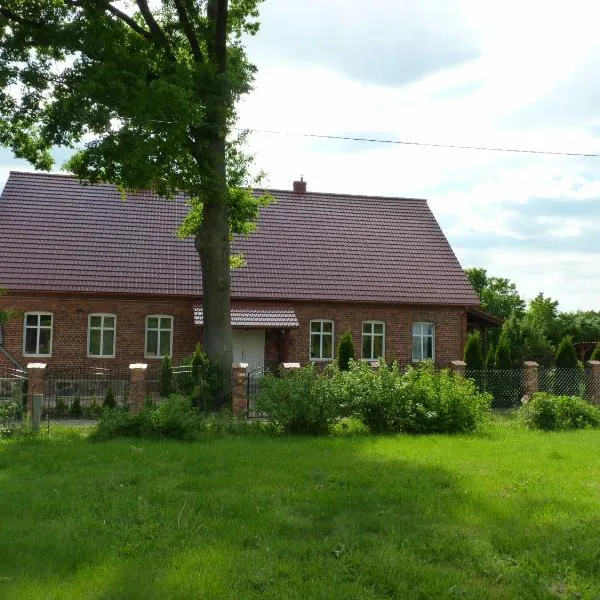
235,127 -> 600,158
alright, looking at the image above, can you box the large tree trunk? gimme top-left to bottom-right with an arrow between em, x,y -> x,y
195,134 -> 232,404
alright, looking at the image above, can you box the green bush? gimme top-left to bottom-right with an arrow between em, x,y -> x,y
337,330 -> 355,371
590,344 -> 600,361
485,346 -> 495,369
350,362 -> 491,434
159,355 -> 173,398
464,331 -> 483,369
254,364 -> 343,435
69,397 -> 82,419
520,392 -> 600,431
92,395 -> 203,441
330,417 -> 369,437
54,398 -> 67,417
0,400 -> 21,438
555,336 -> 578,368
495,335 -> 512,369
103,387 -> 116,408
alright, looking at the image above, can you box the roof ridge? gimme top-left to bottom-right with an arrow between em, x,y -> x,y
8,171 -> 428,202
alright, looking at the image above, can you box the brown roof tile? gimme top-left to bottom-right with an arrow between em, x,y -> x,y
0,171 -> 479,305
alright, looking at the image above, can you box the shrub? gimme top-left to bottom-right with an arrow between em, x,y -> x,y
590,344 -> 600,361
485,346 -> 495,369
156,394 -> 203,440
351,362 -> 491,434
190,346 -> 223,412
495,335 -> 512,369
254,364 -> 343,435
93,395 -> 203,441
69,397 -> 82,419
54,398 -> 67,417
520,392 -> 600,431
330,417 -> 369,437
0,400 -> 20,438
464,331 -> 483,369
337,330 -> 355,371
103,387 -> 116,408
159,355 -> 173,398
555,336 -> 578,368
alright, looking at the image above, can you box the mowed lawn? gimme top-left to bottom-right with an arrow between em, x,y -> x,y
1,420 -> 600,599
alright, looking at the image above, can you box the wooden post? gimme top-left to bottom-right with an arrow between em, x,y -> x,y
129,363 -> 147,413
585,360 -> 600,404
522,361 -> 539,399
26,363 -> 46,417
232,362 -> 248,416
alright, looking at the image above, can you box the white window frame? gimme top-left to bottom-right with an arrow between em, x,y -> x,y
362,321 -> 385,361
23,312 -> 53,357
412,322 -> 435,362
145,315 -> 173,359
87,313 -> 117,358
309,319 -> 334,361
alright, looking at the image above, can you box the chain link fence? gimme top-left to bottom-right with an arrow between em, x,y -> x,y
465,366 -> 600,409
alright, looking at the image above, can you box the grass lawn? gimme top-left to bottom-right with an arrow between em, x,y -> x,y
1,417 -> 600,599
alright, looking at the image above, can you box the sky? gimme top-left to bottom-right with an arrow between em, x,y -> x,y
1,0 -> 599,311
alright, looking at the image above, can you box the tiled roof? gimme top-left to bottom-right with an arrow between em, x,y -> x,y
194,307 -> 299,328
0,171 -> 479,305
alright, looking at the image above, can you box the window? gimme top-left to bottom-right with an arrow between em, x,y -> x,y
88,314 -> 116,357
310,320 -> 334,360
412,322 -> 435,362
362,321 -> 385,360
145,315 -> 173,358
23,312 -> 53,356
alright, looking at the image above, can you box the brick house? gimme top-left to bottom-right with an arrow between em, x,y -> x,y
0,171 -> 491,373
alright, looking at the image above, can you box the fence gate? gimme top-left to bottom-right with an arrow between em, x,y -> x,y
246,366 -> 269,419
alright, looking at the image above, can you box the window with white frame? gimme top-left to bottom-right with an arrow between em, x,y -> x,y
145,315 -> 173,358
412,322 -> 435,362
362,321 -> 385,360
88,314 -> 116,357
310,320 -> 334,360
23,312 -> 53,356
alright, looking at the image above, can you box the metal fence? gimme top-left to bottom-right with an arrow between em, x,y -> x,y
43,366 -> 130,419
465,366 -> 600,409
465,369 -> 524,408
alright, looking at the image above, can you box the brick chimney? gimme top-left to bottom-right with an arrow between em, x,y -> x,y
293,177 -> 307,193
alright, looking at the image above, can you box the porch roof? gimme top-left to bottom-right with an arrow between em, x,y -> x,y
193,307 -> 299,328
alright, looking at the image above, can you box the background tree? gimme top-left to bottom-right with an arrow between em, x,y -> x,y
337,330 -> 355,371
591,344 -> 600,361
0,0 -> 266,401
464,331 -> 484,369
465,268 -> 526,320
521,293 -> 559,341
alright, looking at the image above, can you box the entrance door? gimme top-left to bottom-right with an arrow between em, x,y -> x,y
232,329 -> 265,372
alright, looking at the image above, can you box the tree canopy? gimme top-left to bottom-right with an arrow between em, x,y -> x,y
0,0 -> 266,398
465,268 -> 525,320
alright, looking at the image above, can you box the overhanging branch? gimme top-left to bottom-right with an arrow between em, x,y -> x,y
135,0 -> 174,59
172,0 -> 204,63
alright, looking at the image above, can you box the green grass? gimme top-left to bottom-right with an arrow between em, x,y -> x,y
1,419 -> 600,599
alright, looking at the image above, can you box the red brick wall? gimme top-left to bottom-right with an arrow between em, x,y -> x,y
0,294 -> 467,368
281,302 -> 466,367
0,294 -> 201,368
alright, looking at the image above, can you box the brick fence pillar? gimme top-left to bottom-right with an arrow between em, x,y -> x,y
232,363 -> 248,416
585,360 -> 600,404
522,361 -> 539,399
26,363 -> 46,417
449,360 -> 466,376
128,363 -> 147,413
